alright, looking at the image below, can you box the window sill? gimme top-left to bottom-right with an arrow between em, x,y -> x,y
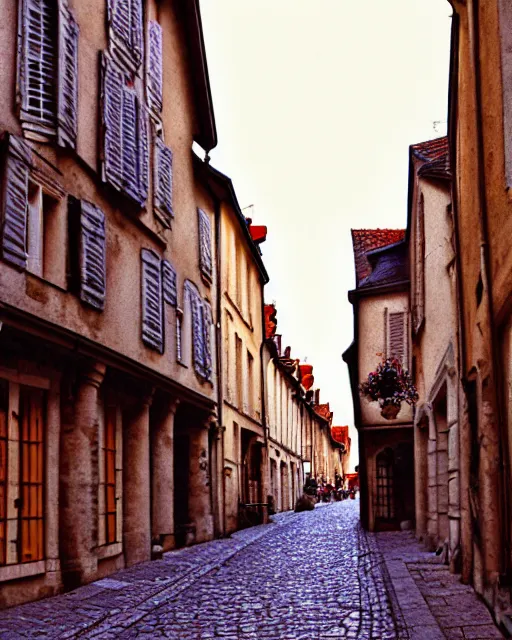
26,271 -> 68,294
0,560 -> 45,583
96,542 -> 122,560
224,292 -> 253,331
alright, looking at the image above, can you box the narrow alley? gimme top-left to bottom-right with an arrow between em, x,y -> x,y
0,501 -> 501,640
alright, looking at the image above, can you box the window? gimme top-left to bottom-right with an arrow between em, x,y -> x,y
98,398 -> 122,548
247,351 -> 254,416
198,209 -> 213,283
141,249 -> 164,353
146,20 -> 163,115
0,380 -> 46,567
154,138 -> 173,228
236,244 -> 243,310
246,262 -> 252,323
413,193 -> 425,333
235,334 -> 243,408
386,310 -> 407,365
107,0 -> 144,70
17,0 -> 79,148
101,54 -> 149,207
376,449 -> 394,520
176,309 -> 183,362
0,381 -> 7,566
184,281 -> 213,381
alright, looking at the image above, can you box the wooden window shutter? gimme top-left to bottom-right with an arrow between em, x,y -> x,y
108,0 -> 143,69
19,0 -> 58,137
1,136 -> 32,270
187,282 -> 206,378
141,248 -> 164,353
102,54 -> 124,192
198,208 -> 213,282
121,88 -> 139,201
154,137 -> 173,226
388,311 -> 406,363
202,299 -> 213,381
79,200 -> 106,310
162,259 -> 177,307
137,99 -> 149,206
57,2 -> 79,149
147,21 -> 163,114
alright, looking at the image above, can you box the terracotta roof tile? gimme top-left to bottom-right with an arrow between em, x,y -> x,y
412,136 -> 450,180
351,229 -> 406,286
331,426 -> 350,448
314,403 -> 333,424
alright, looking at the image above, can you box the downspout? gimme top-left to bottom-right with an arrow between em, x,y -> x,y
213,193 -> 226,537
468,0 -> 507,580
259,294 -> 268,522
447,8 -> 473,584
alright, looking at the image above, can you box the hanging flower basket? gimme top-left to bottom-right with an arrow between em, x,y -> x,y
359,357 -> 418,420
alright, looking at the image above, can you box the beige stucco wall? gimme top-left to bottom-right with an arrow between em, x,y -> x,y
0,0 -> 217,403
410,171 -> 461,562
358,292 -> 412,426
220,201 -> 264,532
411,178 -> 455,397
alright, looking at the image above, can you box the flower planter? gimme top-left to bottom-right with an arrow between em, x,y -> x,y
359,357 -> 418,419
380,402 -> 400,420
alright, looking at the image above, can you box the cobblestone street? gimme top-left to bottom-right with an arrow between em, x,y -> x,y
0,500 -> 503,639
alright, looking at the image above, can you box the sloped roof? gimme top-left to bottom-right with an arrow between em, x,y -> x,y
314,403 -> 333,424
331,426 -> 350,448
411,136 -> 448,162
351,229 -> 406,286
412,136 -> 451,181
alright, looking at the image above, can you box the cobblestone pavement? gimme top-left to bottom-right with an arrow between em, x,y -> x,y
376,532 -> 505,640
0,501 -> 399,639
0,501 -> 503,639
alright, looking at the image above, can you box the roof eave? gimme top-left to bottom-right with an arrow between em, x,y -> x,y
185,0 -> 218,152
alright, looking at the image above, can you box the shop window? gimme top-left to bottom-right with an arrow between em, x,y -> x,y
98,398 -> 122,549
0,380 -> 8,566
19,387 -> 45,563
0,380 -> 46,567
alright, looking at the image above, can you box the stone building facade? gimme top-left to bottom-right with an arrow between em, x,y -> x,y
344,229 -> 415,532
194,161 -> 269,534
264,305 -> 345,512
0,0 -> 220,607
443,0 -> 512,624
406,136 -> 462,570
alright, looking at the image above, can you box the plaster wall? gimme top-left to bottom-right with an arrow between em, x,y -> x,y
358,292 -> 412,426
409,172 -> 461,563
0,0 -> 217,403
220,201 -> 264,534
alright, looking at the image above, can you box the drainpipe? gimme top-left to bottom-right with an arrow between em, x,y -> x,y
467,0 -> 507,582
205,181 -> 225,539
259,295 -> 269,522
446,6 -> 473,584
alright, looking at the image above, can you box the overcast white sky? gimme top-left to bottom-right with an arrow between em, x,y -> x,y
199,0 -> 452,471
